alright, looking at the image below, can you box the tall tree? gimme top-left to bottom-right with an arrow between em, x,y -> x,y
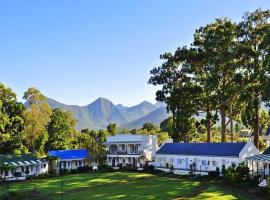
149,47 -> 201,142
142,123 -> 157,132
193,18 -> 242,142
107,123 -> 117,135
0,83 -> 26,153
160,117 -> 173,137
45,108 -> 77,151
23,87 -> 52,155
238,9 -> 270,148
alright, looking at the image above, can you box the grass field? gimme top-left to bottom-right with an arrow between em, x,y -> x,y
2,172 -> 248,200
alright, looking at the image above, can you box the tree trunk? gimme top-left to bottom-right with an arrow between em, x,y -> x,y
220,105 -> 226,142
207,124 -> 211,143
206,104 -> 211,143
254,97 -> 260,148
230,104 -> 233,143
172,111 -> 176,142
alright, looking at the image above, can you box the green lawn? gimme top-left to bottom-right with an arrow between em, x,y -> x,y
2,172 -> 248,200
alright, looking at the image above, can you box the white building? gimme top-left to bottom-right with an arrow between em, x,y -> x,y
48,149 -> 97,173
105,134 -> 158,168
0,154 -> 48,181
155,142 -> 259,175
246,146 -> 270,178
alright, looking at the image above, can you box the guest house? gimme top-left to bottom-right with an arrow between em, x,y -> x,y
155,142 -> 259,175
48,149 -> 96,172
105,134 -> 158,169
0,154 -> 48,181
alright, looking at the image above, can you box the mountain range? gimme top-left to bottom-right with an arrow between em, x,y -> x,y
42,97 -> 169,130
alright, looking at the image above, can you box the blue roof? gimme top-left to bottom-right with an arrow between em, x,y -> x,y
156,143 -> 247,157
48,149 -> 89,160
265,127 -> 270,136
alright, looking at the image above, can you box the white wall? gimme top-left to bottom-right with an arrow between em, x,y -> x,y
239,141 -> 260,162
0,163 -> 48,179
106,134 -> 158,164
155,154 -> 240,171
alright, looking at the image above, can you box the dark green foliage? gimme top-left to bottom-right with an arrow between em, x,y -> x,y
150,9 -> 270,145
0,83 -> 26,154
77,166 -> 91,172
224,162 -> 250,183
222,165 -> 226,176
107,123 -> 117,135
46,108 -> 77,151
59,169 -> 68,175
208,170 -> 219,178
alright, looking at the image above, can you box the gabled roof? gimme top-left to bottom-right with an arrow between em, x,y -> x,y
156,143 -> 247,157
106,134 -> 146,143
246,154 -> 270,162
0,154 -> 41,166
48,149 -> 89,160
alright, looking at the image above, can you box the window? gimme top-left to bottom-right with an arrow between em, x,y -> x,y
222,159 -> 226,166
130,144 -> 138,153
212,161 -> 218,167
162,157 -> 166,163
169,158 -> 173,163
177,159 -> 182,164
157,158 -> 161,162
202,160 -> 207,166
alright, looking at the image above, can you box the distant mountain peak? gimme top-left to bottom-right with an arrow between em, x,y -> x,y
91,97 -> 112,104
140,100 -> 153,105
27,96 -> 169,130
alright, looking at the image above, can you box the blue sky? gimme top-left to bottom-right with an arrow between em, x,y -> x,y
0,0 -> 269,106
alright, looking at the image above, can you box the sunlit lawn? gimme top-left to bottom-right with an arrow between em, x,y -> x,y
190,185 -> 248,200
5,172 -> 247,200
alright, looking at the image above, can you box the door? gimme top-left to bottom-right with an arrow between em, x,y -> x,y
185,158 -> 189,169
112,158 -> 115,167
133,158 -> 136,167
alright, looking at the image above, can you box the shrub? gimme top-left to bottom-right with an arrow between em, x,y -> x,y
25,168 -> 29,175
208,170 -> 219,178
153,169 -> 164,174
224,162 -> 250,183
267,177 -> 270,190
143,165 -> 155,172
189,162 -> 196,175
59,168 -> 68,175
221,165 -> 226,176
13,172 -> 22,177
70,169 -> 78,174
49,171 -> 58,177
165,162 -> 169,168
170,164 -> 174,171
77,166 -> 91,172
216,167 -> 220,174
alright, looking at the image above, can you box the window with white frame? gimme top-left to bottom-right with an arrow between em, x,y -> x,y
212,161 -> 218,167
162,157 -> 166,163
201,160 -> 207,166
222,159 -> 226,166
177,159 -> 182,164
